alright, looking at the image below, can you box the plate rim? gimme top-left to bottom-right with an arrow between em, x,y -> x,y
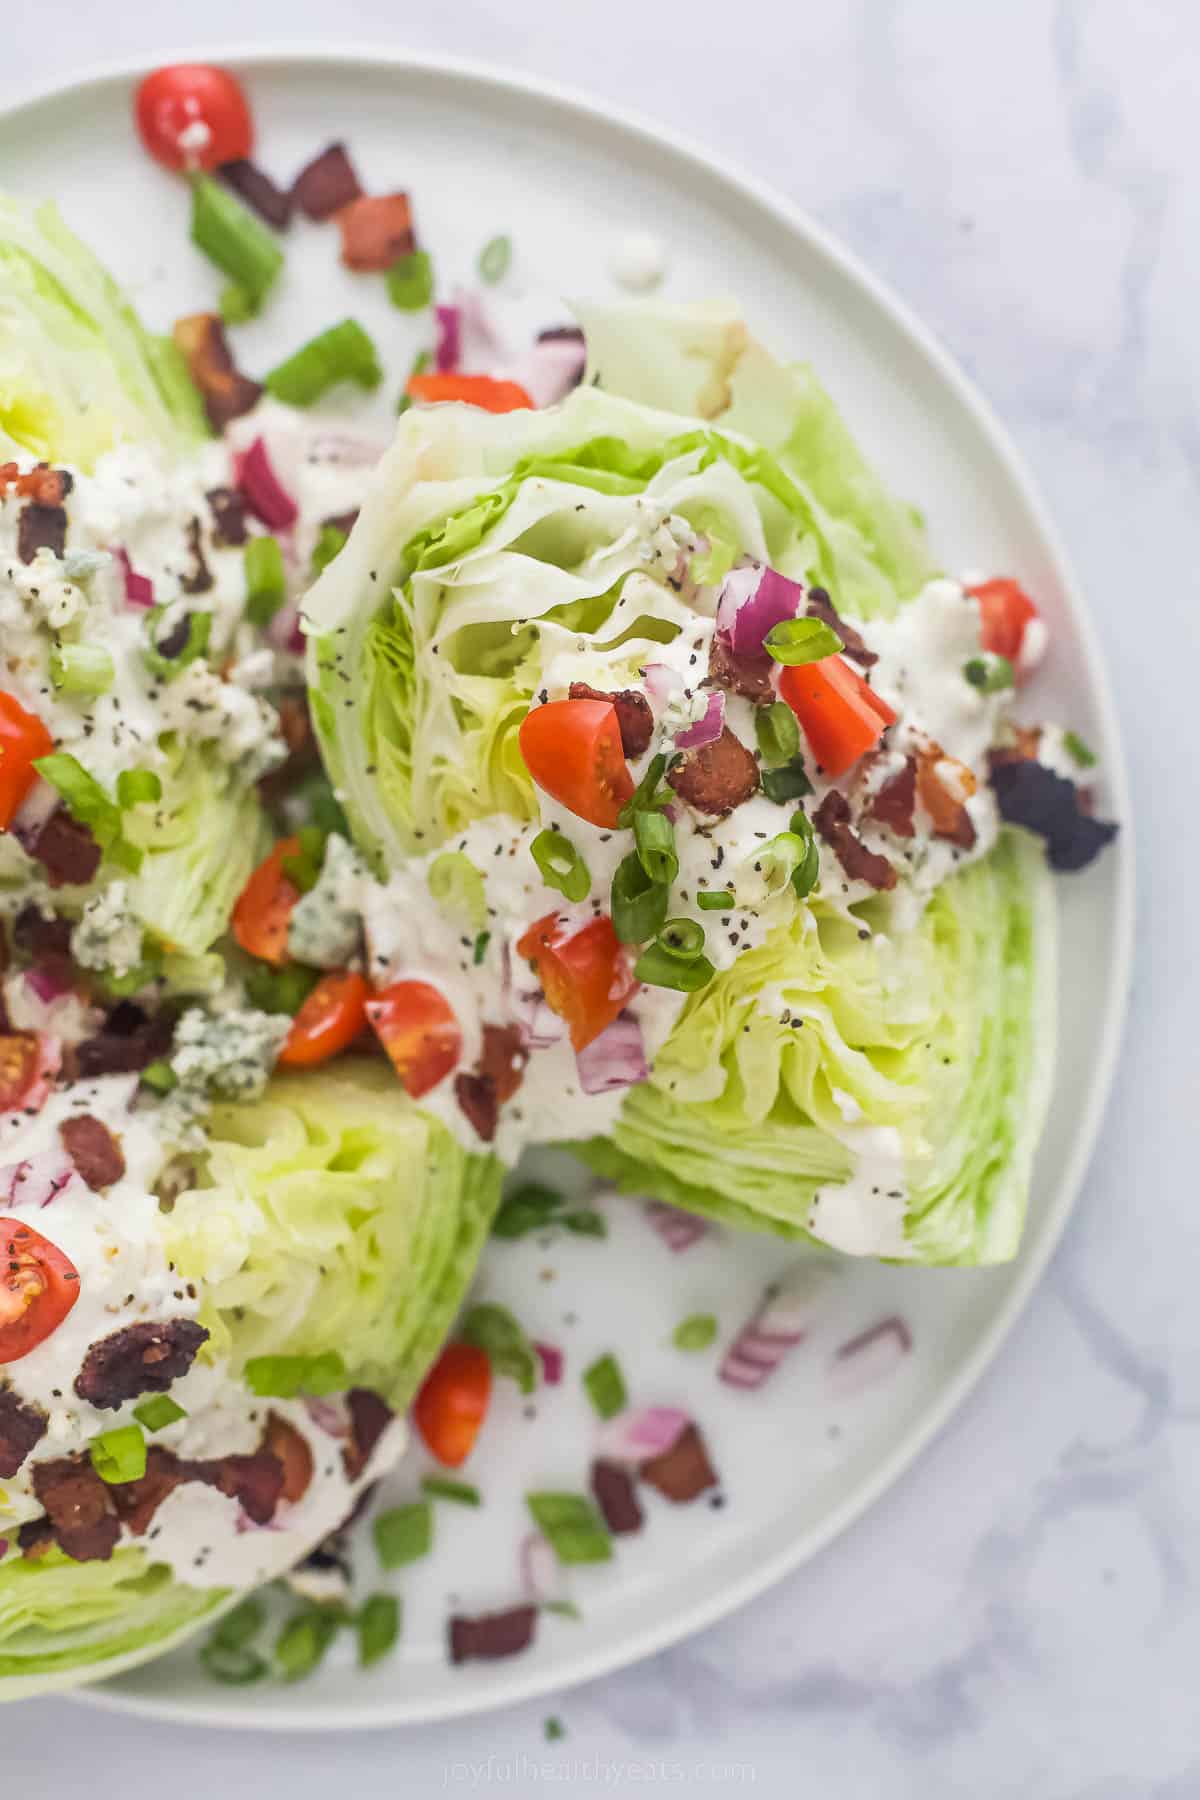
7,39 -> 1133,1731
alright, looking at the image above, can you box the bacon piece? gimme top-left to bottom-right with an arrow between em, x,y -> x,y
292,143 -> 363,220
342,1388 -> 393,1481
567,681 -> 654,759
706,632 -> 774,703
179,517 -> 213,595
448,1604 -> 538,1665
17,504 -> 67,564
59,1114 -> 126,1190
0,465 -> 73,507
667,727 -> 760,815
258,692 -> 319,816
29,811 -> 102,888
337,194 -> 415,272
74,1319 -> 208,1411
74,1003 -> 173,1079
173,313 -> 263,432
0,1387 -> 47,1479
218,158 -> 293,229
110,1446 -> 188,1536
639,1422 -> 719,1503
32,1456 -> 119,1562
454,1074 -> 498,1144
915,749 -> 977,850
590,1458 -> 644,1535
990,758 -> 1118,871
262,1411 -> 314,1504
987,724 -> 1043,769
455,1023 -> 528,1145
865,758 -> 917,837
806,586 -> 877,669
814,790 -> 897,890
208,1450 -> 286,1526
10,906 -> 72,960
17,1516 -> 54,1560
206,484 -> 248,547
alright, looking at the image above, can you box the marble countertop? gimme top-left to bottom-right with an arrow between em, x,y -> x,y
6,4 -> 1189,1795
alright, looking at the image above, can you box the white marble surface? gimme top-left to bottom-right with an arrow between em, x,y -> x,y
4,3 -> 1191,1793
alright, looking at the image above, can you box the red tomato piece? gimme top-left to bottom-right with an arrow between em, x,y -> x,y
405,373 -> 534,414
0,693 -> 53,831
778,655 -> 897,778
279,972 -> 369,1069
232,837 -> 303,966
968,578 -> 1039,664
516,912 -> 637,1053
518,699 -> 635,829
0,1218 -> 80,1363
0,1033 -> 55,1114
366,980 -> 462,1098
412,1341 -> 492,1467
134,64 -> 254,172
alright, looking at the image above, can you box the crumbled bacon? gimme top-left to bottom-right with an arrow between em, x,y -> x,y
987,724 -> 1043,769
706,631 -> 774,703
205,1450 -> 287,1526
206,484 -> 248,547
568,682 -> 654,759
110,1446 -> 187,1536
292,143 -> 363,220
0,1387 -> 48,1479
0,464 -> 73,507
74,1319 -> 208,1411
17,504 -> 67,564
639,1422 -> 719,1503
342,1388 -> 393,1481
449,1605 -> 538,1665
337,193 -> 415,271
262,1411 -> 314,1504
29,811 -> 102,888
59,1114 -> 125,1190
10,906 -> 72,960
590,1458 -> 644,1534
218,158 -> 293,230
990,759 -> 1118,871
32,1456 -> 119,1562
73,1003 -> 173,1079
865,758 -> 917,837
258,692 -> 319,816
179,517 -> 213,595
17,1516 -> 54,1560
915,748 -> 977,850
454,1074 -> 498,1144
806,586 -> 877,669
813,790 -> 897,890
455,1023 -> 528,1144
173,313 -> 262,432
667,727 -> 760,815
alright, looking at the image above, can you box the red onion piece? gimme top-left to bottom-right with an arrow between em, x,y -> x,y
238,437 -> 299,530
3,1150 -> 81,1209
514,987 -> 565,1052
303,1397 -> 350,1439
575,1012 -> 648,1096
116,547 -> 155,608
519,1530 -> 561,1604
673,689 -> 725,751
533,1341 -> 563,1386
597,1405 -> 690,1465
24,963 -> 70,1004
435,304 -> 461,372
716,564 -> 805,657
829,1316 -> 912,1398
0,1540 -> 8,1561
641,663 -> 678,709
719,1264 -> 835,1391
517,338 -> 587,408
266,596 -> 305,655
644,1201 -> 708,1252
11,779 -> 60,850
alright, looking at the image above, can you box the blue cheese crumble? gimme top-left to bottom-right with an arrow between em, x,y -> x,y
70,883 -> 145,978
287,834 -> 367,969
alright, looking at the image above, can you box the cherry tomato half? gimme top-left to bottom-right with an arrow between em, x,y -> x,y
0,1033 -> 53,1114
518,699 -> 634,829
366,980 -> 462,1098
279,972 -> 369,1069
0,693 -> 53,831
968,578 -> 1040,666
134,65 -> 254,172
406,373 -> 534,414
516,912 -> 637,1053
232,837 -> 303,966
778,655 -> 897,778
412,1341 -> 492,1467
0,1218 -> 80,1363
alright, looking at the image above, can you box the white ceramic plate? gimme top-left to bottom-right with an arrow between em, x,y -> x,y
3,46 -> 1131,1730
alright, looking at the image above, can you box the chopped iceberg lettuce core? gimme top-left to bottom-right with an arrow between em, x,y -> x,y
163,1059 -> 503,1403
0,195 -> 208,468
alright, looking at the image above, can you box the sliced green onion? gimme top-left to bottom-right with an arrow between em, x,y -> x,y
211,1596 -> 265,1651
696,889 -> 735,911
190,173 -> 284,310
243,1350 -> 347,1399
89,1425 -> 146,1485
265,320 -> 383,406
582,1352 -> 627,1420
531,828 -> 591,902
789,809 -> 820,900
617,752 -> 670,827
656,916 -> 706,961
143,605 -> 212,682
310,524 -> 348,577
634,939 -> 716,993
280,824 -> 326,894
673,1313 -> 718,1352
963,653 -> 1014,693
116,769 -> 162,809
478,235 -> 512,284
562,1208 -> 607,1238
526,1492 -> 613,1565
686,502 -> 737,587
1063,729 -> 1097,769
219,281 -> 257,327
295,769 -> 351,838
542,1598 -> 583,1621
421,1475 -> 482,1507
427,849 -> 487,928
274,1606 -> 341,1683
396,349 -> 432,415
611,851 -> 669,945
633,807 -> 678,886
373,1501 -> 433,1570
544,1717 -> 566,1742
133,1394 -> 187,1432
357,1593 -> 401,1668
200,1642 -> 269,1685
460,1302 -> 539,1395
761,757 -> 813,805
139,1058 -> 178,1096
33,752 -> 127,859
755,701 -> 800,766
386,249 -> 434,311
763,617 -> 843,666
50,643 -> 113,697
492,1182 -> 567,1239
244,535 -> 287,626
244,959 -> 320,1017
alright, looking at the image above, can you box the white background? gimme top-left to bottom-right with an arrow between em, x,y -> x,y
5,4 -> 1194,1795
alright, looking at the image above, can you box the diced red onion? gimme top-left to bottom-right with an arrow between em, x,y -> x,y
642,663 -> 678,709
267,596 -> 306,655
238,436 -> 299,530
575,1012 -> 648,1095
829,1316 -> 912,1398
514,987 -> 565,1052
24,963 -> 70,1004
519,1530 -> 561,1604
517,338 -> 587,408
0,1540 -> 8,1561
303,1397 -> 350,1438
3,1150 -> 80,1209
716,563 -> 805,657
533,1341 -> 563,1386
597,1405 -> 690,1465
644,1200 -> 708,1252
435,304 -> 461,372
673,689 -> 725,751
719,1263 -> 835,1391
11,779 -> 59,851
307,432 -> 385,470
116,547 -> 155,608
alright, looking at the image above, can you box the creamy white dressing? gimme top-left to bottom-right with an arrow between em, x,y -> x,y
610,231 -> 668,293
806,1124 -> 911,1259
